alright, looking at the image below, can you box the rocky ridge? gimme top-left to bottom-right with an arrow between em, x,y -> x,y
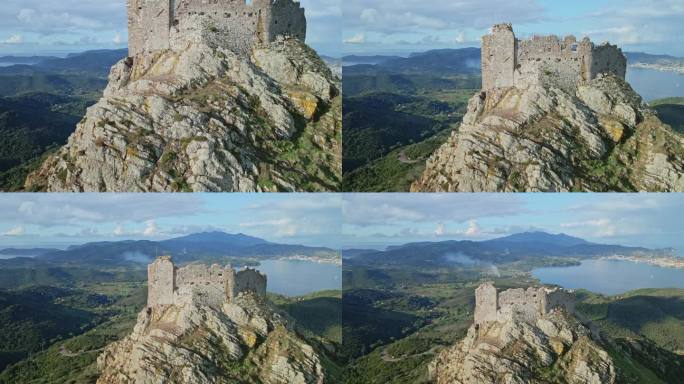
26,37 -> 341,192
430,309 -> 616,384
412,74 -> 684,192
96,292 -> 325,384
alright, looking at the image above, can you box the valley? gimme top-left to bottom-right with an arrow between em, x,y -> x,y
341,233 -> 684,383
0,231 -> 343,383
0,50 -> 126,191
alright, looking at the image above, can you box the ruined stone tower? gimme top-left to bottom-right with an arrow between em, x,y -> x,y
473,283 -> 575,325
481,23 -> 626,92
147,256 -> 267,308
474,282 -> 498,324
127,0 -> 307,57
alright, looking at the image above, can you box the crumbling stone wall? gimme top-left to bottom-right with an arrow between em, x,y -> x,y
175,263 -> 234,307
129,0 -> 306,57
498,287 -> 544,322
482,23 -> 626,93
233,268 -> 267,297
147,256 -> 267,308
128,0 -> 172,56
544,288 -> 576,314
474,283 -> 575,325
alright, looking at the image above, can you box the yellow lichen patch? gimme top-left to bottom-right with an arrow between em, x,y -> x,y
549,337 -> 566,356
286,89 -> 319,119
598,114 -> 625,143
239,328 -> 258,349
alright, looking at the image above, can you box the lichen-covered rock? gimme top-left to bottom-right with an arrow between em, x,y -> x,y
430,310 -> 616,384
96,293 -> 325,384
412,74 -> 684,192
26,37 -> 341,192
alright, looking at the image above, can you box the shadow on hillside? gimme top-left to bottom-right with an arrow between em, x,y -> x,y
341,289 -> 423,361
653,104 -> 684,133
606,295 -> 684,332
282,296 -> 342,341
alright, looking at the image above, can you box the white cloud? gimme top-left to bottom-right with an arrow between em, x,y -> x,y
2,226 -> 25,236
360,9 -> 378,24
344,0 -> 544,34
113,224 -> 125,236
434,223 -> 445,236
113,31 -> 122,45
464,220 -> 480,236
143,220 -> 158,236
454,32 -> 465,44
2,34 -> 23,44
0,194 -> 203,227
344,33 -> 366,44
343,194 -> 526,227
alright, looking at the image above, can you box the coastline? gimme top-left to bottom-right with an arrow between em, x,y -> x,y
599,254 -> 684,269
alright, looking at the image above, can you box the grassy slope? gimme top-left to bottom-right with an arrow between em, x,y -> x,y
343,129 -> 451,192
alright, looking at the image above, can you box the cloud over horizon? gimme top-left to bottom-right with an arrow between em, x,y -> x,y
343,0 -> 684,56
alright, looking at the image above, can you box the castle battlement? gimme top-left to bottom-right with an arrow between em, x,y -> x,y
474,282 -> 575,325
147,256 -> 267,308
482,23 -> 626,92
127,0 -> 307,57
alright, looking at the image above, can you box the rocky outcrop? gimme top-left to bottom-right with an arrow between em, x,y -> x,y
412,74 -> 684,192
96,293 -> 325,384
430,309 -> 616,384
26,37 -> 340,192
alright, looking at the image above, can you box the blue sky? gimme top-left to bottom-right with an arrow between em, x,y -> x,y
0,194 -> 342,249
341,194 -> 684,255
343,0 -> 684,56
0,0 -> 342,57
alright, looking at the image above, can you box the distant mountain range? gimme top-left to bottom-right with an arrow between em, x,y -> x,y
344,49 -> 684,75
345,231 -> 670,267
0,49 -> 127,77
344,48 -> 481,76
0,231 -> 339,267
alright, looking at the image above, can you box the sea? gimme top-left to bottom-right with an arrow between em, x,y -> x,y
251,259 -> 341,296
532,258 -> 684,295
627,67 -> 684,102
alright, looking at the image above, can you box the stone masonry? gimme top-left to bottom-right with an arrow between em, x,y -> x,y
147,255 -> 267,309
127,0 -> 307,56
474,282 -> 575,325
482,23 -> 626,92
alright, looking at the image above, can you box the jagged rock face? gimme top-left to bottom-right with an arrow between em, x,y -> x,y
430,310 -> 616,384
96,293 -> 325,384
26,38 -> 341,192
412,74 -> 684,192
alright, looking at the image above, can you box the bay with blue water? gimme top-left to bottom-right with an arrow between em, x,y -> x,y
253,259 -> 341,297
627,67 -> 684,101
532,258 -> 684,295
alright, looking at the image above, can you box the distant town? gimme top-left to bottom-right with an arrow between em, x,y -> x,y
602,254 -> 684,269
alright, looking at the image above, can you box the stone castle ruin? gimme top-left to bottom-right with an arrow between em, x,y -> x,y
482,23 -> 626,92
147,255 -> 267,309
474,282 -> 575,325
127,0 -> 307,56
